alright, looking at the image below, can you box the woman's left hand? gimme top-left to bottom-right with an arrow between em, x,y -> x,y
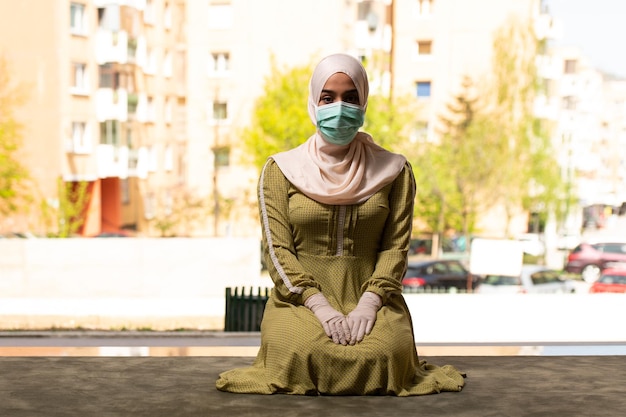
346,292 -> 382,345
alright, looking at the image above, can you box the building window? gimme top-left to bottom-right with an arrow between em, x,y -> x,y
70,122 -> 91,153
164,97 -> 172,124
70,3 -> 87,35
99,64 -> 119,89
562,96 -> 577,110
147,96 -> 157,122
213,146 -> 230,167
121,178 -> 130,205
100,120 -> 120,146
208,52 -> 230,76
163,50 -> 173,77
147,146 -> 158,172
417,0 -> 433,16
164,145 -> 173,172
71,62 -> 88,94
212,101 -> 228,121
208,2 -> 233,29
145,47 -> 158,75
164,3 -> 172,29
564,59 -> 577,74
144,192 -> 155,219
144,0 -> 156,25
357,1 -> 374,20
417,40 -> 432,56
415,81 -> 431,98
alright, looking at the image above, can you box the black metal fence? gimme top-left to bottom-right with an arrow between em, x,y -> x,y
224,287 -> 270,332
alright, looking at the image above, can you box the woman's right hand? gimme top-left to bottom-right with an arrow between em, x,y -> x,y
304,293 -> 351,345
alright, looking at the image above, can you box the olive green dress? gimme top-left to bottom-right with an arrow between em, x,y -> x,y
216,159 -> 465,395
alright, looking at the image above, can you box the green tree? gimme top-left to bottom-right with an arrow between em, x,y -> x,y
0,57 -> 32,219
487,16 -> 567,235
56,179 -> 91,238
413,76 -> 502,254
241,57 -> 313,170
411,16 -> 568,253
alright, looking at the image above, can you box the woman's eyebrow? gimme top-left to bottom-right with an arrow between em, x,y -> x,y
320,89 -> 358,94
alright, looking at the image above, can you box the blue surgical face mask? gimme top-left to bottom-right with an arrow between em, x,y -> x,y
315,101 -> 365,145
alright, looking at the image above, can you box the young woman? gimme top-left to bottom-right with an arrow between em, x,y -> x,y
216,53 -> 465,395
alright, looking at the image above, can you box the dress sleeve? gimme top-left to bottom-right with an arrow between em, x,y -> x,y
363,162 -> 416,302
258,158 -> 321,305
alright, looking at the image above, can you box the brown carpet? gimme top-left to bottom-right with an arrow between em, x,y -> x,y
0,356 -> 624,417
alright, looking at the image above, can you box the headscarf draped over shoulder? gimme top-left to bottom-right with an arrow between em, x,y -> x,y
272,53 -> 406,205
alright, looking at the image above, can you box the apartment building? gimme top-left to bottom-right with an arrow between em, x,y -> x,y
7,0 -> 617,240
0,0 -> 187,236
546,45 -> 626,229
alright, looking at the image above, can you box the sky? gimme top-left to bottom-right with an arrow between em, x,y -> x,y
544,0 -> 626,78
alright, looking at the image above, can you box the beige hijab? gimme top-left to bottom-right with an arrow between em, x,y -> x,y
272,53 -> 406,205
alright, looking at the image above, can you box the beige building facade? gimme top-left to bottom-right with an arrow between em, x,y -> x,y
6,0 -> 618,241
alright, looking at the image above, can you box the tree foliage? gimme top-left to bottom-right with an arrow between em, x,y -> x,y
411,16 -> 568,247
241,57 -> 313,170
56,179 -> 91,238
0,57 -> 32,218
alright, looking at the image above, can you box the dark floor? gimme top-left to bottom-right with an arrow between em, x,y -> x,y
0,356 -> 624,417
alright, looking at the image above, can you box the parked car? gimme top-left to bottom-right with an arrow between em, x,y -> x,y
564,242 -> 626,283
589,268 -> 626,293
402,259 -> 479,292
475,264 -> 576,294
408,237 -> 458,256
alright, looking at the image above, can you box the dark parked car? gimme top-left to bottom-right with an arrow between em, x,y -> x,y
564,242 -> 626,283
402,259 -> 479,292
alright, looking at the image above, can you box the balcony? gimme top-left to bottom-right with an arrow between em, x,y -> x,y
95,29 -> 129,65
95,88 -> 128,122
96,144 -> 129,179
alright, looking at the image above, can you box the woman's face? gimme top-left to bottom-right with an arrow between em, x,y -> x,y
318,72 -> 360,106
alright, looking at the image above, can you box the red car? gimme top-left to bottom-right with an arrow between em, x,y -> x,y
589,268 -> 626,293
564,242 -> 626,283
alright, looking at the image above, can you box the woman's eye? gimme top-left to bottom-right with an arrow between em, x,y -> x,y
320,96 -> 333,104
344,96 -> 359,104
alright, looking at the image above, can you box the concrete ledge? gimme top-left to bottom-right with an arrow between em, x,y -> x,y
0,356 -> 624,416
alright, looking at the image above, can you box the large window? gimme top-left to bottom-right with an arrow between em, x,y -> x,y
71,62 -> 88,94
100,120 -> 120,146
70,3 -> 87,35
208,52 -> 230,75
417,40 -> 432,56
417,0 -> 433,16
99,64 -> 119,89
144,0 -> 156,25
212,101 -> 228,121
564,59 -> 577,74
213,146 -> 230,167
163,3 -> 172,29
415,81 -> 431,98
71,122 -> 91,154
163,50 -> 173,77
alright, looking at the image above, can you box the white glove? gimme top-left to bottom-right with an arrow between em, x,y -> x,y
347,292 -> 382,345
305,293 -> 351,346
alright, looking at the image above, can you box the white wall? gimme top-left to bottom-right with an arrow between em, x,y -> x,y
0,238 -> 262,298
1,238 -> 625,345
